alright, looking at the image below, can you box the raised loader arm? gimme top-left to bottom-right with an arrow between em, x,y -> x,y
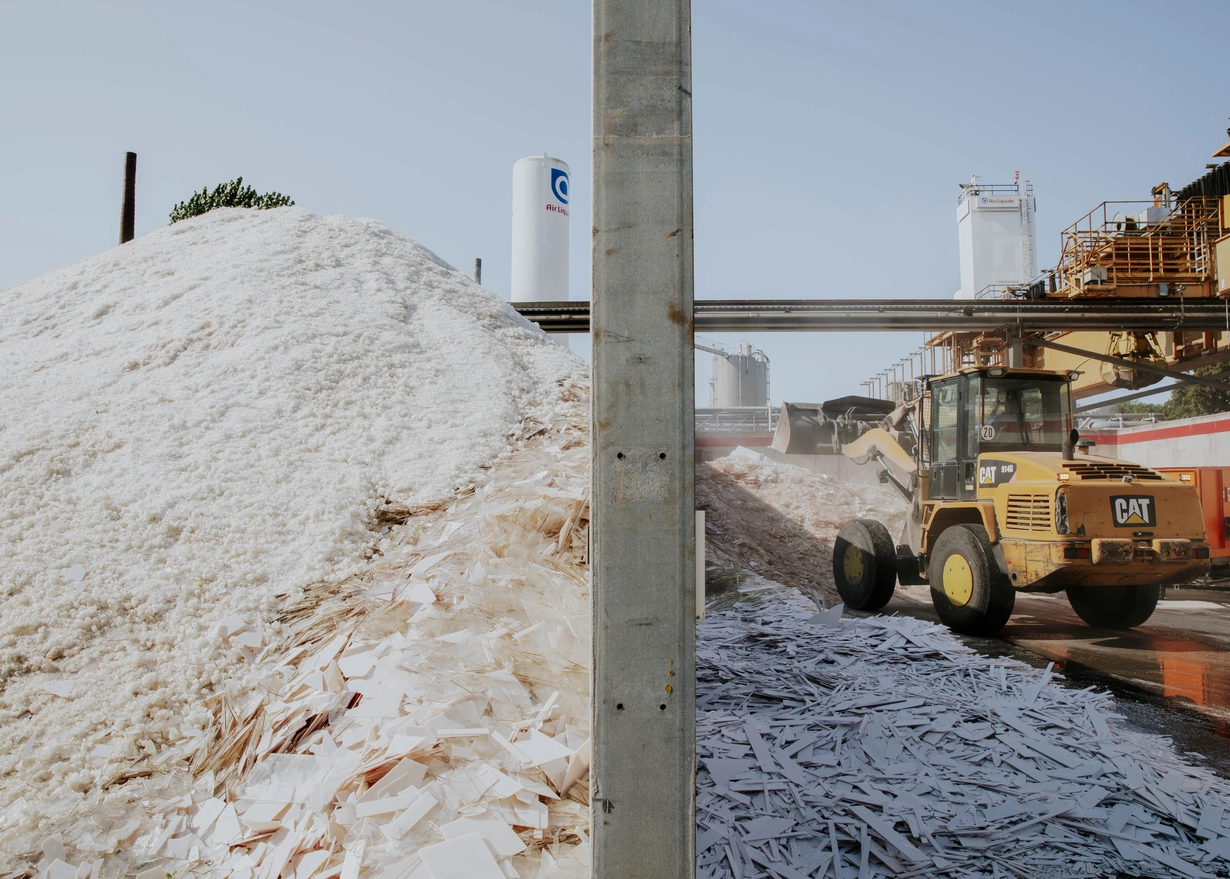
841,426 -> 917,502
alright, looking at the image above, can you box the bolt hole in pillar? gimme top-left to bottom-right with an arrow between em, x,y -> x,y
616,452 -> 624,460
616,703 -> 624,711
659,452 -> 667,459
659,704 -> 667,711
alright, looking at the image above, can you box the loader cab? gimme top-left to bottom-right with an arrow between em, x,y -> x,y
925,368 -> 1074,500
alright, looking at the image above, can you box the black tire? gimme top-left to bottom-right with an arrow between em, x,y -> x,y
928,524 -> 1015,636
1065,584 -> 1159,630
833,519 -> 897,611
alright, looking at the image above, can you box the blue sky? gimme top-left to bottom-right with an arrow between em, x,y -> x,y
3,0 -> 1227,405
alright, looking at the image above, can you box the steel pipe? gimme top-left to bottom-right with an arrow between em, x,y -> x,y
514,298 -> 1230,334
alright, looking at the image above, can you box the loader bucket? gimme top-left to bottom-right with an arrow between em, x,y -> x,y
771,402 -> 835,455
818,396 -> 898,422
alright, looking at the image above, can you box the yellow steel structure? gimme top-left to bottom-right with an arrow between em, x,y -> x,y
1054,194 -> 1221,299
904,161 -> 1230,401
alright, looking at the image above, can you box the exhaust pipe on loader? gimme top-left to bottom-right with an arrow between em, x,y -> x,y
1062,428 -> 1079,461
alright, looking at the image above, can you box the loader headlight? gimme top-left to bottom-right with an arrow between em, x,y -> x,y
1055,489 -> 1069,535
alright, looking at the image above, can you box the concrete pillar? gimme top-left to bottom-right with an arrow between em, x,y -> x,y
591,0 -> 696,876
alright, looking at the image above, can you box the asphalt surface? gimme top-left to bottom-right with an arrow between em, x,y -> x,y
880,584 -> 1230,776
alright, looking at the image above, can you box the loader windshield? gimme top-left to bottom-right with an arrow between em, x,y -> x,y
975,376 -> 1071,451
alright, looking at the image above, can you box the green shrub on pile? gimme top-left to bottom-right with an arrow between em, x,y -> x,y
169,177 -> 294,224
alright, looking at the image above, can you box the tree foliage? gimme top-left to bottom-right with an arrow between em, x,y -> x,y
1116,401 -> 1165,415
1161,360 -> 1230,420
169,177 -> 294,224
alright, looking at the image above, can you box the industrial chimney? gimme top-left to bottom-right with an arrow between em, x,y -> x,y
119,152 -> 137,245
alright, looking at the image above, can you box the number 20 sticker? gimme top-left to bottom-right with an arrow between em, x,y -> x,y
979,425 -> 996,440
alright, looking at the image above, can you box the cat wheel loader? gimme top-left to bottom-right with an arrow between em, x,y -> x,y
823,366 -> 1210,635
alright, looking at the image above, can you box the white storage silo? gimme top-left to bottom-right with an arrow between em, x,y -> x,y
954,174 -> 1037,299
511,155 -> 570,303
710,342 -> 770,408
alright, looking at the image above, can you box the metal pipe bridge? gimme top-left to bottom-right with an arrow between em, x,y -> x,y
515,297 -> 1230,333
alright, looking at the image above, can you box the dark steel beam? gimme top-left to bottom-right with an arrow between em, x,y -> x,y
1074,383 -> 1178,413
1034,338 -> 1230,392
514,298 -> 1230,333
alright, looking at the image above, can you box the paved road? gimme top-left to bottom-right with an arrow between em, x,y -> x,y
879,584 -> 1230,770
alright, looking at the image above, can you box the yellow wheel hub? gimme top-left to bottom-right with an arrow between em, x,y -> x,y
842,544 -> 865,585
943,554 -> 974,607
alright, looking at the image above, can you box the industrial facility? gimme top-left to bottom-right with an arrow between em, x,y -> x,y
866,167 -> 1230,404
10,3 -> 1230,879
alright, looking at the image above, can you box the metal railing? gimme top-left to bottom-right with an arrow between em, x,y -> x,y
861,341 -> 954,402
1055,196 -> 1222,297
973,278 -> 1051,301
957,181 -> 1033,207
694,406 -> 778,434
1076,412 -> 1160,430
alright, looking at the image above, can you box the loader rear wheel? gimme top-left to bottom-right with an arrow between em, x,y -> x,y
928,525 -> 1015,636
1065,584 -> 1160,630
832,519 -> 896,611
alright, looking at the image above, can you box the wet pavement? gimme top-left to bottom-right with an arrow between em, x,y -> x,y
880,584 -> 1230,775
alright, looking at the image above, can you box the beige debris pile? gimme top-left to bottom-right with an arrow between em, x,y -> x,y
698,449 -> 906,600
1,390 -> 592,879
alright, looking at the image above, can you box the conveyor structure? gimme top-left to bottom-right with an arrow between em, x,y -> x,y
515,298 -> 1230,334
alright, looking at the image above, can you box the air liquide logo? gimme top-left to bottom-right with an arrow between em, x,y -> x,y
550,168 -> 569,205
1111,495 -> 1156,527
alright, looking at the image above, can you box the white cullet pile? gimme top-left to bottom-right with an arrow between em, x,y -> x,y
698,587 -> 1230,879
0,208 -> 582,872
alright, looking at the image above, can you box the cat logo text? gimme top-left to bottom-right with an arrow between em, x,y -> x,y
1111,495 -> 1156,528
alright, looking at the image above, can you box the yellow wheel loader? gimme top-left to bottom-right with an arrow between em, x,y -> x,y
824,367 -> 1210,635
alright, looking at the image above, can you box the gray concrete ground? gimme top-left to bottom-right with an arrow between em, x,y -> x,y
878,584 -> 1230,775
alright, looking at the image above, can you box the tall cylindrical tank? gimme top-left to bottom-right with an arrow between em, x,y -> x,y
710,343 -> 770,407
511,155 -> 570,303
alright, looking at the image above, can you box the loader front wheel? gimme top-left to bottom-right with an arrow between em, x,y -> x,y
832,519 -> 896,611
1065,584 -> 1160,630
928,525 -> 1015,636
